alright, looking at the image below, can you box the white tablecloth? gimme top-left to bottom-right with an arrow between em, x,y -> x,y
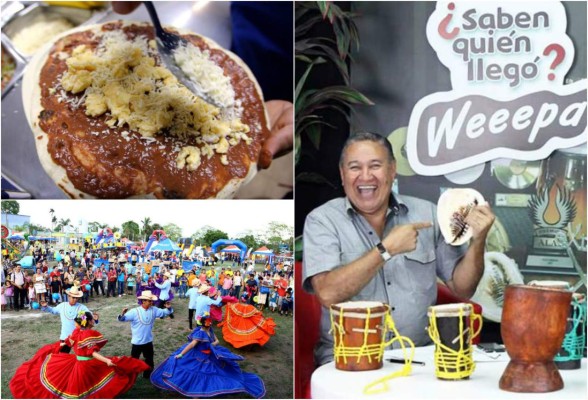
311,345 -> 587,399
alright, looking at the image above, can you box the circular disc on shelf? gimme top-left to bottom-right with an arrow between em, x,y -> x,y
444,164 -> 485,185
491,159 -> 540,190
387,127 -> 415,176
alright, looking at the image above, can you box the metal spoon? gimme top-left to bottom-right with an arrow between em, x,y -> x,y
143,1 -> 222,108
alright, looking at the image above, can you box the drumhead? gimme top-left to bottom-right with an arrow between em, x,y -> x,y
511,283 -> 571,294
331,301 -> 388,318
527,280 -> 571,290
334,301 -> 385,309
427,303 -> 472,317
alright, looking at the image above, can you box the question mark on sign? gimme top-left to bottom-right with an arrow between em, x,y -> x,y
543,44 -> 565,81
438,2 -> 460,40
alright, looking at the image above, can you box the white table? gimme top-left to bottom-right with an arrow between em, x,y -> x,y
311,345 -> 587,399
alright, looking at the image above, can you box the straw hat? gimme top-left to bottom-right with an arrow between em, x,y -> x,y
163,272 -> 171,278
137,290 -> 158,301
192,280 -> 202,287
198,285 -> 211,294
66,286 -> 83,298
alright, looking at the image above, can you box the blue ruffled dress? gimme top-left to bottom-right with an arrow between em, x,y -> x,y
150,327 -> 266,398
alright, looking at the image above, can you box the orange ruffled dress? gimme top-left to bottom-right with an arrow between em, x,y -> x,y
10,328 -> 149,399
218,302 -> 276,348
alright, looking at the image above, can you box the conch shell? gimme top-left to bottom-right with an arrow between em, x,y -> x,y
438,188 -> 485,246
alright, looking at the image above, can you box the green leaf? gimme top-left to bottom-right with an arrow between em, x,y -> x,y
295,14 -> 323,39
304,86 -> 374,109
295,132 -> 301,166
306,124 -> 322,150
295,58 -> 325,104
333,19 -> 349,59
295,54 -> 314,63
317,1 -> 330,19
297,120 -> 335,138
296,38 -> 350,84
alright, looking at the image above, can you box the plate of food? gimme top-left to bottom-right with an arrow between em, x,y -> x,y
22,20 -> 271,198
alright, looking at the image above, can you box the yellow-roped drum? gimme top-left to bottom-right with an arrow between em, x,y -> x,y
330,301 -> 389,371
427,303 -> 482,380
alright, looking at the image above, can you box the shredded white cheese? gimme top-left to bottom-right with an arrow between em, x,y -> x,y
12,16 -> 74,56
173,44 -> 235,110
59,29 -> 252,172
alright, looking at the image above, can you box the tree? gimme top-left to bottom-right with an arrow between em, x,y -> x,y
191,225 -> 215,245
121,221 -> 140,241
235,234 -> 260,252
201,229 -> 229,246
11,224 -> 26,233
265,221 -> 293,240
262,221 -> 294,254
162,223 -> 182,242
49,209 -> 56,230
29,223 -> 49,235
88,221 -> 101,232
14,223 -> 49,236
55,218 -> 72,232
141,217 -> 152,240
1,200 -> 19,215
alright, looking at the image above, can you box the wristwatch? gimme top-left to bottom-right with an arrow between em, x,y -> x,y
376,242 -> 392,262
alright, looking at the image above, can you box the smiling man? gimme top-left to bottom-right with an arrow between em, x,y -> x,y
302,131 -> 495,366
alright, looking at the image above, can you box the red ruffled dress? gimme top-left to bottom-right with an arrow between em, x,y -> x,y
218,302 -> 277,348
210,295 -> 239,322
10,328 -> 149,399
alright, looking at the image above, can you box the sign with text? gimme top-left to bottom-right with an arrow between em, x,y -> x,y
407,1 -> 586,176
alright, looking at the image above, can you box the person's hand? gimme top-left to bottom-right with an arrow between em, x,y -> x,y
59,342 -> 66,347
121,307 -> 128,316
174,354 -> 183,359
106,359 -> 116,367
465,203 -> 495,244
382,222 -> 433,255
111,2 -> 140,14
258,100 -> 293,169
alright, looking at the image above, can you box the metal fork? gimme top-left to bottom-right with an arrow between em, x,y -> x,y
143,1 -> 222,108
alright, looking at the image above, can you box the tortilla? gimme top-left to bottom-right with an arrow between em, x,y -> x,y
23,21 -> 270,199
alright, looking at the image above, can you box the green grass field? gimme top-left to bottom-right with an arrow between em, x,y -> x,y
1,264 -> 293,399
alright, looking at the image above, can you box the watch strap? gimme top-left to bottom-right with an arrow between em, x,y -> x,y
376,242 -> 391,261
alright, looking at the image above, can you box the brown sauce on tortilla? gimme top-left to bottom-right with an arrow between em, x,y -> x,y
38,22 -> 269,198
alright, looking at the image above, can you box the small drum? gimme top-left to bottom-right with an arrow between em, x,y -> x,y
500,284 -> 572,393
427,303 -> 482,380
329,301 -> 389,371
554,293 -> 586,370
